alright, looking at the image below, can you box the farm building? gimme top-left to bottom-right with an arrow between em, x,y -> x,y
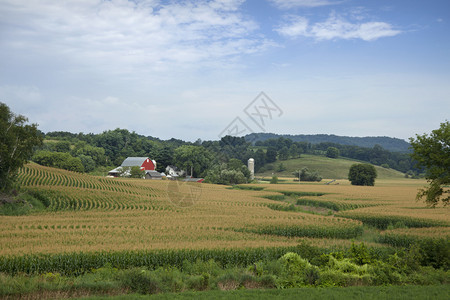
121,157 -> 156,170
108,157 -> 157,177
165,165 -> 185,177
183,177 -> 204,183
145,170 -> 163,180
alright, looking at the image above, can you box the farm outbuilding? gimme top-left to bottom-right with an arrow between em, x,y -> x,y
165,165 -> 185,177
145,170 -> 163,180
183,177 -> 204,183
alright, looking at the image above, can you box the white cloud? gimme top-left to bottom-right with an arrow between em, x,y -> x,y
274,16 -> 308,37
268,0 -> 340,9
0,0 -> 268,74
275,13 -> 401,41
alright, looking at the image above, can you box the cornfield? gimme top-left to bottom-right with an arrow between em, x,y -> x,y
0,163 -> 448,273
0,244 -> 322,276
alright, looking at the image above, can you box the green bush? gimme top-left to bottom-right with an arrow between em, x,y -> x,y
319,269 -> 372,287
349,242 -> 373,265
182,259 -> 222,277
0,189 -> 52,216
369,261 -> 404,285
118,268 -> 160,294
152,267 -> 185,293
270,176 -> 278,184
185,273 -> 210,291
276,252 -> 320,288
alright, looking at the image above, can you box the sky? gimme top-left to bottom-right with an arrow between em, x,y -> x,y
1,0 -> 449,142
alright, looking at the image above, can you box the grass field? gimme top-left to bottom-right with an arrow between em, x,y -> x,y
257,154 -> 406,179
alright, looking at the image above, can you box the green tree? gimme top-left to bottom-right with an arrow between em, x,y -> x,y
72,142 -> 106,166
326,147 -> 340,158
204,158 -> 250,185
279,146 -> 289,160
153,146 -> 174,173
277,163 -> 286,172
78,154 -> 96,172
293,167 -> 322,182
130,166 -> 145,178
33,151 -> 84,172
173,145 -> 212,177
53,141 -> 71,152
289,144 -> 301,158
348,163 -> 377,186
253,149 -> 266,172
409,121 -> 449,206
0,103 -> 43,192
204,162 -> 249,185
265,147 -> 277,163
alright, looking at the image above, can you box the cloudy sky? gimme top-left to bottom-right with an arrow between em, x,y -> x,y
1,0 -> 449,142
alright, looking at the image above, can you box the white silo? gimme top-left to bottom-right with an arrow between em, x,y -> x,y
248,158 -> 255,180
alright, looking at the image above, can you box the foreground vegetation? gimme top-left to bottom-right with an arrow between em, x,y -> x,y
0,242 -> 448,298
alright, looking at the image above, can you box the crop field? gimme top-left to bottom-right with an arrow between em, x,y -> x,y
0,163 -> 448,259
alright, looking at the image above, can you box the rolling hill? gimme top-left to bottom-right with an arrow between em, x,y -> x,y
257,154 -> 406,179
246,133 -> 411,153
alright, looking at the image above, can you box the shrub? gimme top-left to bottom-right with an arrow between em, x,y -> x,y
182,259 -> 222,277
349,243 -> 373,265
185,273 -> 210,291
118,268 -> 160,294
270,175 -> 278,184
276,252 -> 319,288
369,261 -> 404,285
152,267 -> 185,293
293,168 -> 322,182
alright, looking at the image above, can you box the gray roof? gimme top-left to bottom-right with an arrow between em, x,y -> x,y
145,170 -> 162,177
121,157 -> 149,167
108,167 -> 123,174
183,178 -> 204,182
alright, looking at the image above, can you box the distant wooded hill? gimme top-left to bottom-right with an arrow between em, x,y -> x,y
245,133 -> 411,153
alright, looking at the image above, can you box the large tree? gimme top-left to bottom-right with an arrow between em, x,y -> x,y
0,103 -> 43,192
348,163 -> 377,186
409,121 -> 449,206
173,145 -> 213,177
326,146 -> 340,158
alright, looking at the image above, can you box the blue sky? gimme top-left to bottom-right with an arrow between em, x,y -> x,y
1,0 -> 449,142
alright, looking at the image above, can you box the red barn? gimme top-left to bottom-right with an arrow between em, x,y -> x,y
108,157 -> 157,177
120,157 -> 156,171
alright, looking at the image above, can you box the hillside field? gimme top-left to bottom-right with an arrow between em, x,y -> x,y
258,154 -> 406,179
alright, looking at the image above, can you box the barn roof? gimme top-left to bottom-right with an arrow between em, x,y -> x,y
121,157 -> 149,167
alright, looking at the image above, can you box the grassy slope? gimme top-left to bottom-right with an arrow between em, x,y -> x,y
258,154 -> 405,180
